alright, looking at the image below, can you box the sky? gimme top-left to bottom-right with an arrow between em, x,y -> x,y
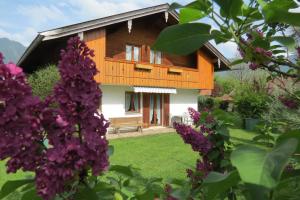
0,0 -> 239,58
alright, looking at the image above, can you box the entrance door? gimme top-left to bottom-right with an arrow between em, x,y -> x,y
143,93 -> 169,127
149,94 -> 162,126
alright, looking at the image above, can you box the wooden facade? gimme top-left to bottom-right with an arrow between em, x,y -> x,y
84,18 -> 214,90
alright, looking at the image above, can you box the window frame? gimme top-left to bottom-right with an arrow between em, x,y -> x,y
125,44 -> 141,62
125,91 -> 141,113
150,49 -> 163,65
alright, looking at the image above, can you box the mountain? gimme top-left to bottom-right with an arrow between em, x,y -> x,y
0,38 -> 26,63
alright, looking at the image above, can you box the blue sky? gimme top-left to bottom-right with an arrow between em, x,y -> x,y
0,0 -> 238,58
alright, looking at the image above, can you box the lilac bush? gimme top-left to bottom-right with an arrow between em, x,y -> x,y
174,108 -> 230,188
0,37 -> 109,200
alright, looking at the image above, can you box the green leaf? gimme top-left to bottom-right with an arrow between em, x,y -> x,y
273,176 -> 300,200
0,179 -> 34,199
258,0 -> 300,26
202,171 -> 240,199
251,38 -> 270,49
21,189 -> 42,200
152,23 -> 212,55
229,59 -> 244,66
179,8 -> 205,24
272,36 -> 296,52
241,5 -> 263,20
109,165 -> 135,177
231,138 -> 298,188
169,2 -> 183,10
74,186 -> 98,200
213,0 -> 243,18
114,192 -> 123,200
170,0 -> 212,12
211,30 -> 232,44
277,130 -> 300,154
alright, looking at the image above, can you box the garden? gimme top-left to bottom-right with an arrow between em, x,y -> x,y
1,0 -> 300,199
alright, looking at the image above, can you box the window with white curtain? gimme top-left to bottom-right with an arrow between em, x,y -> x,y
133,46 -> 140,62
125,44 -> 140,62
150,50 -> 162,64
126,45 -> 132,61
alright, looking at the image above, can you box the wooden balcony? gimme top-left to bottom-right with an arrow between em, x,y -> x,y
96,58 -> 203,89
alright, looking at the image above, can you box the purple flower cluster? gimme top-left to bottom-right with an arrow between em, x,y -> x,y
0,59 -> 44,173
188,107 -> 200,124
254,47 -> 272,57
296,47 -> 300,58
35,37 -> 109,199
0,37 -> 109,200
174,123 -> 212,154
249,62 -> 259,70
279,95 -> 299,109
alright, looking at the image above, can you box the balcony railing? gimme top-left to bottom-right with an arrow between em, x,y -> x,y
96,58 -> 202,89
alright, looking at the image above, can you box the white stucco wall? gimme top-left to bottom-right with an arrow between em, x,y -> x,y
100,85 -> 142,119
170,89 -> 198,119
100,85 -> 198,126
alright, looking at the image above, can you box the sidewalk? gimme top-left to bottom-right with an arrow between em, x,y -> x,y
106,126 -> 175,140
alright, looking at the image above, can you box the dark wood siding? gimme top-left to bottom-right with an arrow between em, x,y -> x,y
105,14 -> 197,68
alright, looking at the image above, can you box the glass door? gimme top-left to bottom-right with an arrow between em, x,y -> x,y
149,94 -> 162,125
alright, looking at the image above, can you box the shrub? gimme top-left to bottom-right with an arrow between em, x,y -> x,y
235,91 -> 269,119
27,65 -> 60,99
198,96 -> 214,111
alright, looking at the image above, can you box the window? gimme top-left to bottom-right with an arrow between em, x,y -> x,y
125,45 -> 141,62
125,92 -> 140,113
150,50 -> 162,64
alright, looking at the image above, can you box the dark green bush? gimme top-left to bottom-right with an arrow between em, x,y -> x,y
235,91 -> 269,119
27,65 -> 60,99
198,95 -> 215,111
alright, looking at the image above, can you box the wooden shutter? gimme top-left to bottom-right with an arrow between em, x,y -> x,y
163,94 -> 170,126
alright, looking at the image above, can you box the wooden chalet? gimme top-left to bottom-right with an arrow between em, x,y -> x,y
18,4 -> 229,129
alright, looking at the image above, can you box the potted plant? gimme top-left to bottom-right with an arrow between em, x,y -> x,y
235,92 -> 268,131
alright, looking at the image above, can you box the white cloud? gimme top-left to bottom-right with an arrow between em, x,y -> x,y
0,27 -> 36,46
213,41 -> 238,59
17,4 -> 68,26
66,0 -> 168,19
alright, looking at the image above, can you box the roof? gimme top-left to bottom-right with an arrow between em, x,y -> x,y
17,3 -> 230,69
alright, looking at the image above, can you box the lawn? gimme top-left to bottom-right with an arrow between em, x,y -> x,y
0,128 -> 258,189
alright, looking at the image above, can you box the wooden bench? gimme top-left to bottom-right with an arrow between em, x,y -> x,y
109,117 -> 143,134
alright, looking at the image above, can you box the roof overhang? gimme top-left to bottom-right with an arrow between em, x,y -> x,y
18,3 -> 230,70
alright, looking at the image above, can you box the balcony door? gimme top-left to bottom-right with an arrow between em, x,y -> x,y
143,93 -> 169,128
149,94 -> 162,126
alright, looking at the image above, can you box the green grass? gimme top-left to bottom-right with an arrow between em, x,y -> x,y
0,128 -> 259,189
109,133 -> 198,180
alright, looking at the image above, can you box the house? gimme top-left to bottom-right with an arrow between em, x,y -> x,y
18,4 -> 229,128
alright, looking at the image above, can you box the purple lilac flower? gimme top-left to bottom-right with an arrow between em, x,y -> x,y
249,62 -> 259,70
5,62 -> 23,75
238,47 -> 246,58
36,37 -> 109,199
255,47 -> 272,57
279,95 -> 299,109
0,36 -> 110,200
0,56 -> 44,173
164,184 -> 178,200
196,157 -> 213,177
296,47 -> 300,58
256,29 -> 264,38
174,123 -> 212,155
188,107 -> 200,124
